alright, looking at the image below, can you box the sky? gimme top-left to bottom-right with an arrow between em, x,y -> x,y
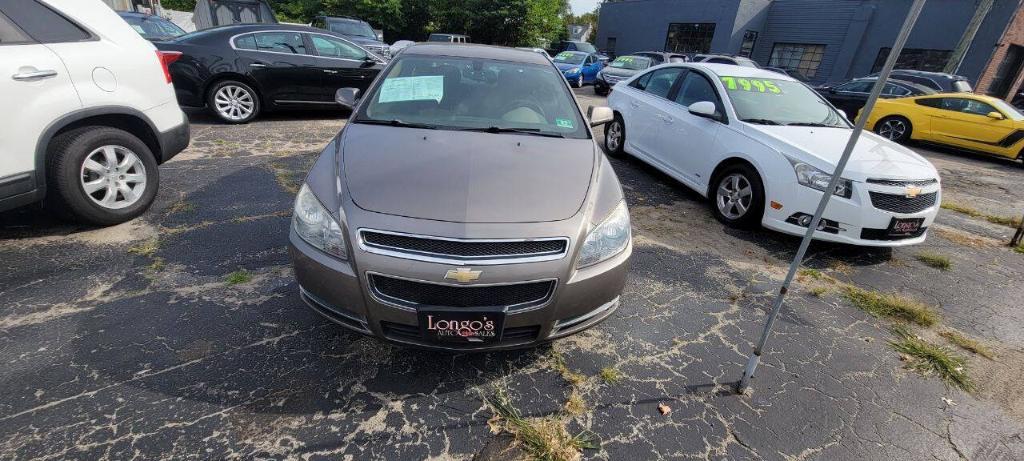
570,0 -> 601,15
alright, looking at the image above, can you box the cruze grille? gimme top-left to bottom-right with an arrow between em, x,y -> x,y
361,231 -> 567,262
866,178 -> 938,187
869,191 -> 937,214
369,275 -> 554,310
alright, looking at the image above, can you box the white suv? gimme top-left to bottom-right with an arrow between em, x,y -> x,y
0,0 -> 189,225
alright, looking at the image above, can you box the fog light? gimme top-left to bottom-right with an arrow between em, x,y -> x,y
786,213 -> 841,234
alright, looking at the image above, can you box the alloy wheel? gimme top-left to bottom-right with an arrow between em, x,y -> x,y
79,145 -> 147,210
716,173 -> 753,220
878,119 -> 907,141
214,84 -> 255,121
606,120 -> 622,151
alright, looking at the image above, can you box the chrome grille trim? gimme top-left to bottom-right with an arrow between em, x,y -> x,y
866,178 -> 938,187
358,228 -> 570,265
869,191 -> 938,214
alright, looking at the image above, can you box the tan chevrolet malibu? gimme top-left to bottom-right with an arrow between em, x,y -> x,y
288,43 -> 631,351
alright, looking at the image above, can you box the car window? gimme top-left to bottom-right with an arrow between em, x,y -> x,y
883,83 -> 910,96
950,98 -> 998,116
915,97 -> 943,108
630,71 -> 653,90
674,71 -> 720,110
356,54 -> 588,139
897,75 -> 940,91
837,81 -> 872,93
310,34 -> 366,60
0,11 -> 31,44
706,58 -> 734,64
252,32 -> 307,55
233,34 -> 256,50
3,0 -> 90,43
311,17 -> 325,29
642,68 -> 684,99
722,75 -> 848,127
328,20 -> 375,39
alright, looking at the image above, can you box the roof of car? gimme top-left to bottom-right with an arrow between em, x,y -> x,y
401,43 -> 554,65
116,11 -> 158,18
688,63 -> 795,81
176,23 -> 333,40
854,77 -> 936,94
555,51 -> 589,56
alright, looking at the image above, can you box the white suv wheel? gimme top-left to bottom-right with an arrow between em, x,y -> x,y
80,145 -> 147,210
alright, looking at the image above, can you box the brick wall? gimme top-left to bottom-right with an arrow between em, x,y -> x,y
976,3 -> 1024,100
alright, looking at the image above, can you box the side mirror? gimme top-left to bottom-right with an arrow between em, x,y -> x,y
987,111 -> 1005,120
688,101 -> 719,121
588,105 -> 614,127
335,87 -> 360,108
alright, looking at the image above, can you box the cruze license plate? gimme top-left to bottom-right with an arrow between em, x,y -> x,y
419,310 -> 505,344
888,217 -> 924,236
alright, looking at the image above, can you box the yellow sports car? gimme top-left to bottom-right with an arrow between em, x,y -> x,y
861,93 -> 1024,161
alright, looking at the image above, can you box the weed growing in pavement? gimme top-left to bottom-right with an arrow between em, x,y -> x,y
841,286 -> 938,327
799,268 -> 824,280
486,388 -> 598,461
940,202 -> 1021,228
564,390 -> 586,416
128,238 -> 160,258
809,286 -> 828,297
550,350 -> 587,387
225,269 -> 253,285
915,252 -> 952,270
166,200 -> 195,215
939,330 -> 995,360
1014,245 -> 1024,254
890,325 -> 973,392
598,367 -> 622,385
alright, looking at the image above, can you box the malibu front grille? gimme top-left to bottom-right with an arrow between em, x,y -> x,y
368,274 -> 556,310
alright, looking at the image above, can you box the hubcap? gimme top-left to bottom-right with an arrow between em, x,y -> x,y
716,173 -> 753,220
214,85 -> 255,121
80,145 -> 147,210
607,121 -> 622,151
879,120 -> 906,140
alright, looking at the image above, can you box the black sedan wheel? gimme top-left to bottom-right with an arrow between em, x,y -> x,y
208,80 -> 260,124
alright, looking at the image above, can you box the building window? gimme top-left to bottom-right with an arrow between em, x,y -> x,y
768,43 -> 825,78
664,23 -> 716,54
739,30 -> 758,57
871,48 -> 952,73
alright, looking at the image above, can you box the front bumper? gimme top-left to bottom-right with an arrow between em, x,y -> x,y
289,227 -> 631,351
761,179 -> 940,247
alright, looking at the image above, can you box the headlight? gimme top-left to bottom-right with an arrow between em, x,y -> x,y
576,201 -> 630,268
292,184 -> 347,259
569,67 -> 580,74
792,162 -> 853,198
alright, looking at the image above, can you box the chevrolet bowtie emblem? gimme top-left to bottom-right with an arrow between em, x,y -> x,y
445,267 -> 482,283
905,186 -> 922,198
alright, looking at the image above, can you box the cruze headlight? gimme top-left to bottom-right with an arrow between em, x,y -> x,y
293,184 -> 347,259
576,201 -> 630,268
792,162 -> 853,199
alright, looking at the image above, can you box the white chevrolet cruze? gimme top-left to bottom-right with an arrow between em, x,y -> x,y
606,63 -> 941,246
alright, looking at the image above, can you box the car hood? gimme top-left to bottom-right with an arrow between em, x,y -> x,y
748,125 -> 938,181
601,67 -> 640,78
342,125 -> 595,223
554,62 -> 581,72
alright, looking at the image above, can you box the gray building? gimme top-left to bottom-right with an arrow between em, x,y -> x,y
596,0 -> 1021,85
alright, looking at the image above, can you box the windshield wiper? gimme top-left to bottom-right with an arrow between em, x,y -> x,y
741,118 -> 782,125
355,119 -> 437,129
459,127 -> 566,138
786,122 -> 836,127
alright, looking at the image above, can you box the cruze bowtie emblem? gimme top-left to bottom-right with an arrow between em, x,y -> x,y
445,267 -> 482,283
904,186 -> 922,198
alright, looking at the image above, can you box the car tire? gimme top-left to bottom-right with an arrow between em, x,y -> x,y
710,163 -> 765,230
595,87 -> 608,96
571,75 -> 583,88
45,126 -> 159,226
208,80 -> 260,124
875,116 -> 912,144
604,115 -> 626,157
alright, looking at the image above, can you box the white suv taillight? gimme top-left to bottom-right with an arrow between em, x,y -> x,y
156,50 -> 182,83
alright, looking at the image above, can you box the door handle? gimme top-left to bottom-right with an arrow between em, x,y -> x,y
659,115 -> 673,124
322,69 -> 338,74
249,63 -> 267,68
12,69 -> 57,81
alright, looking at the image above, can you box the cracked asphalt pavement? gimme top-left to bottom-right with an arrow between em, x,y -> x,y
1,88 -> 1023,460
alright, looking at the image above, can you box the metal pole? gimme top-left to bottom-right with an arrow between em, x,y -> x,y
1011,211 -> 1024,247
736,0 -> 928,394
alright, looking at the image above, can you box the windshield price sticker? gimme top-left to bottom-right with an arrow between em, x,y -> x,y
720,77 -> 782,94
616,56 -> 635,64
555,118 -> 574,129
554,52 -> 575,60
378,75 -> 444,103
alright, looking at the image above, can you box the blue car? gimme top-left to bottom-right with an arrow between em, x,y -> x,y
552,51 -> 604,88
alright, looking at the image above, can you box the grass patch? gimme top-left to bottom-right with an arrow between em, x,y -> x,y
941,202 -> 1021,229
563,390 -> 586,416
939,330 -> 995,360
225,269 -> 253,285
147,257 -> 166,273
915,252 -> 952,271
550,350 -> 587,387
1014,245 -> 1024,254
841,286 -> 938,327
598,366 -> 622,385
799,268 -> 825,280
890,326 -> 973,392
128,238 -> 160,258
268,161 -> 301,194
487,389 -> 598,461
809,286 -> 828,297
166,200 -> 195,215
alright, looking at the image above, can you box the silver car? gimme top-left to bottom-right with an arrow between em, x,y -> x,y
288,44 -> 632,351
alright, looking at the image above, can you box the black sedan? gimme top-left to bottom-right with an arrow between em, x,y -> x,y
155,24 -> 385,123
816,77 -> 935,120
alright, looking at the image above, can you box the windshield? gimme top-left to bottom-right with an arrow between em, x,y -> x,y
570,42 -> 596,53
552,52 -> 585,65
990,99 -> 1024,121
329,20 -> 376,39
355,55 -> 588,139
122,15 -> 185,40
427,34 -> 452,42
609,56 -> 650,70
722,76 -> 849,128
